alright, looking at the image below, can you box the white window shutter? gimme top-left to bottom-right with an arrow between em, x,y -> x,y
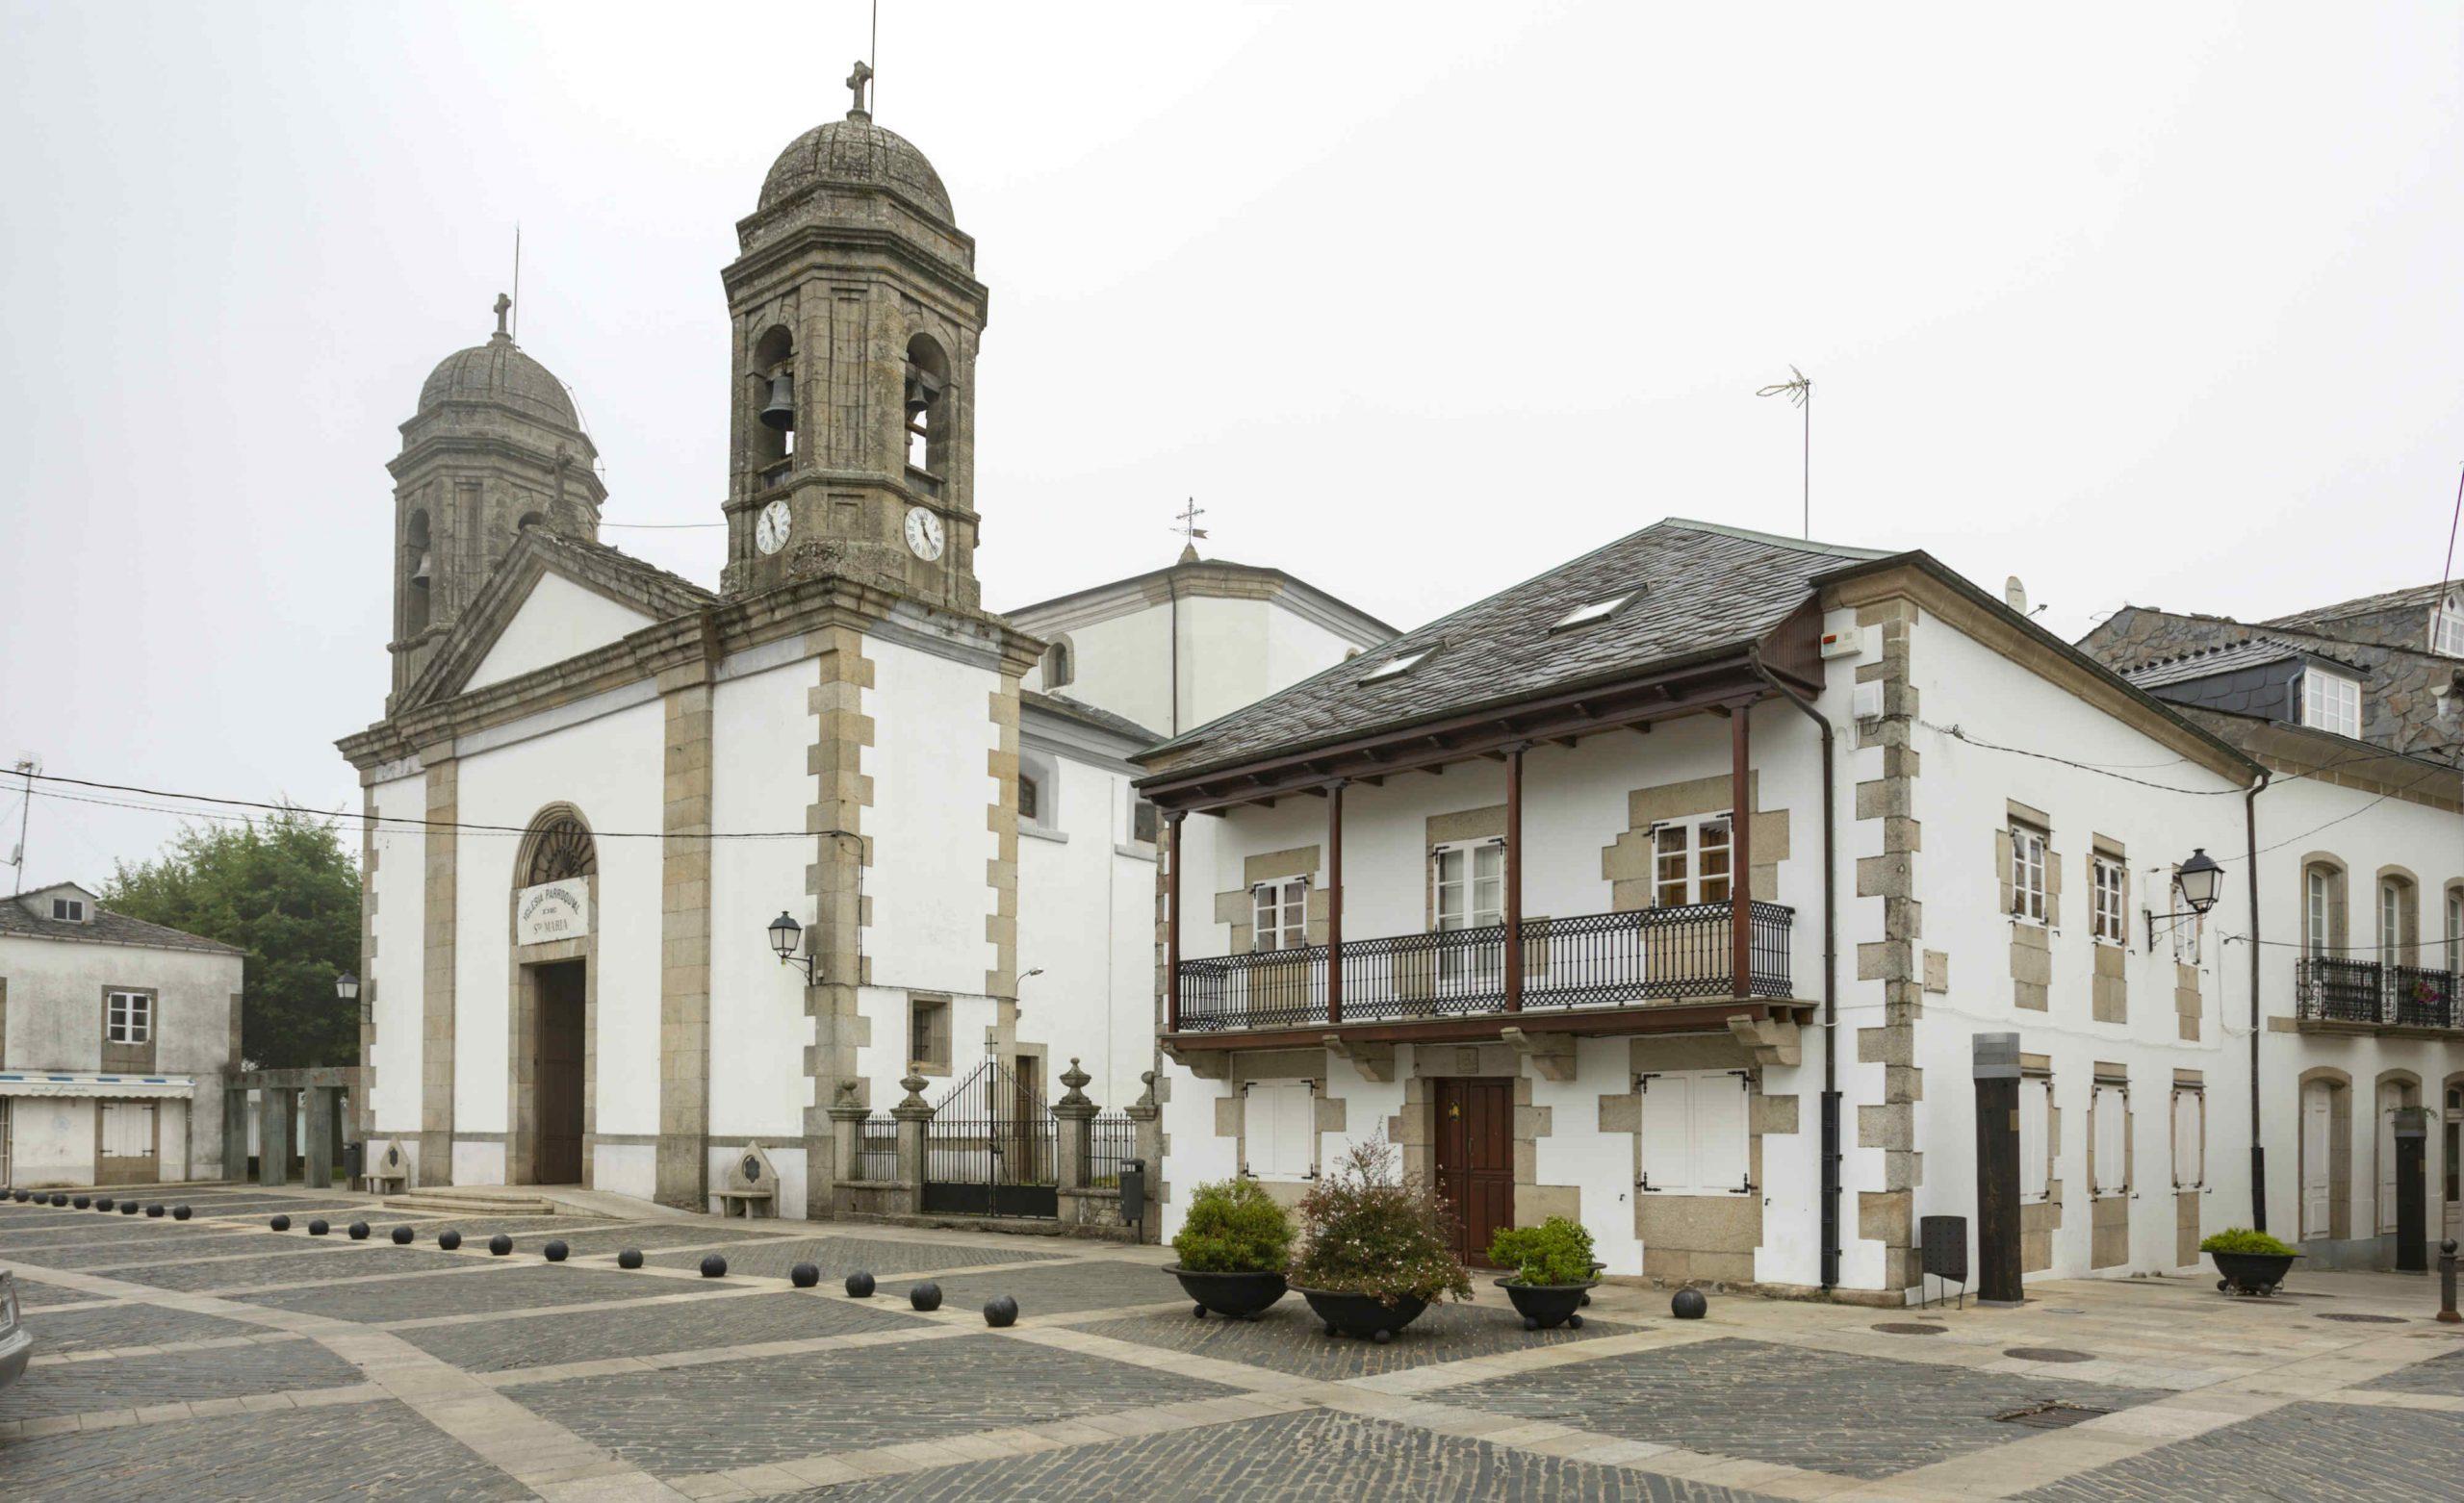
1692,1073 -> 1751,1193
1250,1083 -> 1315,1181
2377,1091 -> 2400,1234
1279,1083 -> 1316,1180
1637,1075 -> 1692,1192
2019,1081 -> 2049,1201
2172,1091 -> 2202,1189
2093,1086 -> 2127,1195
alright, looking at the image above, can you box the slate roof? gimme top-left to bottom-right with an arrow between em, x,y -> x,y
1138,520 -> 1895,776
1021,690 -> 1165,747
2119,635 -> 2359,689
2263,579 -> 2455,635
0,890 -> 244,955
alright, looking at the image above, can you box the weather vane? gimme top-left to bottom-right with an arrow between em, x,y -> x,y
1172,497 -> 1209,548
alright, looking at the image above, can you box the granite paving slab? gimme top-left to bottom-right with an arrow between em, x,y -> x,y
0,1218 -> 259,1250
2357,1343 -> 2464,1397
0,1398 -> 529,1502
21,1300 -> 278,1356
2016,1399 -> 2464,1500
1449,1336 -> 2170,1481
1077,1295 -> 1629,1378
400,1287 -> 936,1372
505,1222 -> 781,1257
783,1408 -> 1784,1502
875,1257 -> 1182,1316
233,1262 -> 735,1322
10,1277 -> 115,1311
644,1233 -> 1070,1280
517,1330 -> 1238,1474
0,1336 -> 367,1419
109,1245 -> 480,1291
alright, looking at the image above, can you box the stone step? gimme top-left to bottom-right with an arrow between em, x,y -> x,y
382,1191 -> 562,1216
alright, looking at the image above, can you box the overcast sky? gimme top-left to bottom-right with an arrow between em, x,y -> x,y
3,2 -> 2459,883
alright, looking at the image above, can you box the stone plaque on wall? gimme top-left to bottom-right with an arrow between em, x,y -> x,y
516,879 -> 591,946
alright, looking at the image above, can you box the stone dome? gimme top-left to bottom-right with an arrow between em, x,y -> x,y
418,332 -> 579,429
757,113 -> 953,222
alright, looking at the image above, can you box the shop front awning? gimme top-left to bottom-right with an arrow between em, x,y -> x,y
0,1073 -> 196,1100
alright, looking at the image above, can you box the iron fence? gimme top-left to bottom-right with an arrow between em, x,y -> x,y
921,1058 -> 1059,1218
2387,964 -> 2457,1029
2297,955 -> 2385,1022
851,1116 -> 899,1183
1090,1112 -> 1137,1189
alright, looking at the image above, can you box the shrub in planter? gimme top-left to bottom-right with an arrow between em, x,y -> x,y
2200,1227 -> 2301,1295
1290,1139 -> 1473,1341
1487,1217 -> 1600,1331
1169,1179 -> 1294,1319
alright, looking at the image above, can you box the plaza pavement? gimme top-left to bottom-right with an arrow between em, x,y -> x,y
1,1185 -> 2458,1500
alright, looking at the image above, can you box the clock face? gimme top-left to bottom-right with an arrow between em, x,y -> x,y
903,506 -> 946,561
754,499 -> 792,556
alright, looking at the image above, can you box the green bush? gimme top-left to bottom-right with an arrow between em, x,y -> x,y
1171,1179 -> 1294,1274
1488,1217 -> 1598,1286
2199,1227 -> 2298,1257
1289,1138 -> 1476,1305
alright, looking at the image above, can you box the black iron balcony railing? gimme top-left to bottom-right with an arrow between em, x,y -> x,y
1174,901 -> 1793,1035
2295,955 -> 2462,1029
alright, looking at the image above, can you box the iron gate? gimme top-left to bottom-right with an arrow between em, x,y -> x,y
922,1057 -> 1058,1218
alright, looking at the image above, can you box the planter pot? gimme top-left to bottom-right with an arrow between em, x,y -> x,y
1494,1278 -> 1599,1332
1294,1286 -> 1429,1343
2211,1249 -> 2300,1296
1168,1265 -> 1289,1321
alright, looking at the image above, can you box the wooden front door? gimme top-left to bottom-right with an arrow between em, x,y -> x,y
97,1100 -> 158,1185
1434,1078 -> 1513,1267
534,963 -> 586,1185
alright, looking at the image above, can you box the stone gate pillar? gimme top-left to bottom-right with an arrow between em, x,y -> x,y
302,1086 -> 337,1189
892,1073 -> 934,1216
1052,1057 -> 1097,1228
1126,1069 -> 1164,1244
257,1089 -> 292,1187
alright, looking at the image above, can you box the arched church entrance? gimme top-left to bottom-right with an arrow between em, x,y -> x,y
510,807 -> 596,1186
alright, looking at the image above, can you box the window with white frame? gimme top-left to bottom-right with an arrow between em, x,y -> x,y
2010,825 -> 2048,924
1653,814 -> 1732,907
1432,841 -> 1504,931
2092,1081 -> 2129,1197
2301,669 -> 2361,738
2092,854 -> 2126,945
52,897 -> 85,922
1252,877 -> 1310,952
2170,1085 -> 2205,1190
1635,1069 -> 1752,1195
106,990 -> 151,1046
2019,1074 -> 2053,1203
2380,877 -> 2414,966
2431,594 -> 2464,657
1244,1080 -> 1318,1181
2305,865 -> 2335,957
2447,888 -> 2463,972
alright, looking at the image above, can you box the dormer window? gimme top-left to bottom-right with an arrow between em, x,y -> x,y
1552,592 -> 1636,632
1361,648 -> 1433,684
2299,668 -> 2362,738
53,897 -> 87,922
2432,593 -> 2464,657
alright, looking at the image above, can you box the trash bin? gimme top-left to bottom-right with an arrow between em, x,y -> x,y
343,1139 -> 366,1185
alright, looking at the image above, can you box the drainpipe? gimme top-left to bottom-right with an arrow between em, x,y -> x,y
2246,770 -> 2272,1233
1750,649 -> 1839,1290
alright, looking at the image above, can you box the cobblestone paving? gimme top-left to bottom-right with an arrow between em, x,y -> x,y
103,1244 -> 479,1290
643,1233 -> 1069,1279
11,1277 -> 111,1311
503,1222 -> 782,1256
2358,1342 -> 2464,1395
1078,1296 -> 1629,1378
233,1262 -> 733,1321
1450,1337 -> 2170,1480
0,1218 -> 256,1250
787,1409 -> 1784,1502
398,1288 -> 935,1372
0,1399 -> 529,1502
2017,1400 -> 2464,1500
0,1337 -> 368,1420
515,1331 -> 1238,1474
875,1257 -> 1185,1314
20,1300 -> 279,1356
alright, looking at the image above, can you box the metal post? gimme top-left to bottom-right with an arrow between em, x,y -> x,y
2438,1239 -> 2459,1323
1730,702 -> 1752,999
1165,812 -> 1184,1036
1325,781 -> 1344,1028
1974,1032 -> 2023,1305
1504,744 -> 1525,1012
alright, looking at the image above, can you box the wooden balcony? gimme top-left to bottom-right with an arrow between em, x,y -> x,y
2296,955 -> 2462,1032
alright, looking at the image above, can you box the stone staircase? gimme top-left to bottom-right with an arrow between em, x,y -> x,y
382,1188 -> 564,1217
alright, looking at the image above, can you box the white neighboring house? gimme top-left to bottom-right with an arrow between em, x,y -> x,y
1139,519 -> 2462,1301
0,882 -> 242,1188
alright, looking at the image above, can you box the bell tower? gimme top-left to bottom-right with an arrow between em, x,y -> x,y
719,64 -> 988,608
388,296 -> 604,706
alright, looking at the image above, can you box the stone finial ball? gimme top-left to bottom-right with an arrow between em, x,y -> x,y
1672,1287 -> 1708,1320
94,1197 -> 115,1211
438,1229 -> 463,1251
845,1271 -> 876,1298
790,1261 -> 821,1288
308,1219 -> 331,1236
983,1295 -> 1018,1328
347,1220 -> 371,1240
699,1254 -> 729,1279
617,1248 -> 643,1270
908,1282 -> 943,1312
488,1234 -> 513,1257
270,1214 -> 293,1232
543,1240 -> 570,1262
391,1225 -> 414,1245
145,1203 -> 165,1216
172,1205 -> 192,1220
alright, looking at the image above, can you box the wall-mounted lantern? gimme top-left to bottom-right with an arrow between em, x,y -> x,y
768,911 -> 819,983
2145,848 -> 2223,953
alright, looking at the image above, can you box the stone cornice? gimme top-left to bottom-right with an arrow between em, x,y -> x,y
1002,558 -> 1396,645
2174,706 -> 2463,813
720,222 -> 988,325
388,429 -> 606,499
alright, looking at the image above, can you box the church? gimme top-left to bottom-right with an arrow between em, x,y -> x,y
337,71 -> 1391,1216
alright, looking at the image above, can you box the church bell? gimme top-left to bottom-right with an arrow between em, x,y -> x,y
409,550 -> 433,587
758,372 -> 795,431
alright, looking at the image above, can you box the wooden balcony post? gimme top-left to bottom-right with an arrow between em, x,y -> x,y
1165,810 -> 1185,1035
1731,701 -> 1753,999
1504,744 -> 1526,1011
1326,780 -> 1345,1028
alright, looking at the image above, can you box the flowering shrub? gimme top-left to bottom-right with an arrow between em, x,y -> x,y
1289,1138 -> 1474,1305
2200,1227 -> 2297,1257
1171,1179 -> 1294,1273
1488,1216 -> 1597,1286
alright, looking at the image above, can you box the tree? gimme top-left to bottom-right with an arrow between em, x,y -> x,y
103,807 -> 360,1069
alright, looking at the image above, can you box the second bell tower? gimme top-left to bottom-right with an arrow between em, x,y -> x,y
719,66 -> 988,608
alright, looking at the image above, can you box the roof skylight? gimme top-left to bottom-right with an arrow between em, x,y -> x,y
1552,591 -> 1635,632
1360,648 -> 1432,684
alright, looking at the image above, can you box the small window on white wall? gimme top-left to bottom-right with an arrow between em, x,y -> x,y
1253,878 -> 1310,952
1244,1080 -> 1317,1181
1635,1069 -> 1751,1195
2092,1082 -> 2129,1197
2301,669 -> 2361,738
2019,1075 -> 2052,1203
2091,855 -> 2126,945
2170,1086 -> 2205,1189
1652,815 -> 1732,907
2010,825 -> 2048,924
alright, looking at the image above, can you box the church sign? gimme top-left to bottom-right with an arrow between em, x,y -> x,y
516,879 -> 591,946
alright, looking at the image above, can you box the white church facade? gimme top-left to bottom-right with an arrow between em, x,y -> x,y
338,82 -> 1388,1216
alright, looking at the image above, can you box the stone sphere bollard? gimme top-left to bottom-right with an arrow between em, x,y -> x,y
145,1203 -> 165,1217
172,1205 -> 192,1220
438,1229 -> 463,1251
270,1214 -> 293,1232
391,1225 -> 414,1245
489,1234 -> 513,1257
121,1201 -> 140,1214
308,1219 -> 331,1236
845,1271 -> 876,1298
73,1195 -> 90,1210
699,1254 -> 729,1279
790,1261 -> 821,1288
10,1189 -> 24,1202
347,1220 -> 371,1240
543,1240 -> 570,1262
617,1249 -> 643,1270
53,1193 -> 70,1207
984,1295 -> 1019,1328
909,1282 -> 943,1312
95,1197 -> 114,1211
1671,1287 -> 1707,1320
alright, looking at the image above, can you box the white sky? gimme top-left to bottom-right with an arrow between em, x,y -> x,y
3,2 -> 2460,882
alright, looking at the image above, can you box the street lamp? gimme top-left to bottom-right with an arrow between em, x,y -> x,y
2145,849 -> 2224,953
334,973 -> 359,1003
769,911 -> 818,983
